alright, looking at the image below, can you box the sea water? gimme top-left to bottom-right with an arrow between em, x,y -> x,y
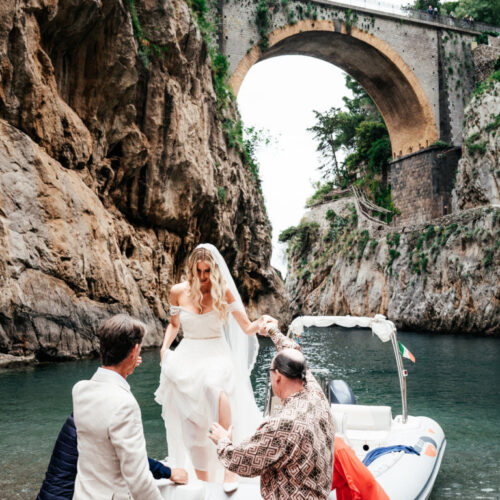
1,327 -> 499,499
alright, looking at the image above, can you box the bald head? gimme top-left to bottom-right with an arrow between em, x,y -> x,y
272,348 -> 307,382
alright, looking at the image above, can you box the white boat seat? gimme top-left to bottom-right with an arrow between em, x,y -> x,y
332,404 -> 392,432
331,404 -> 392,458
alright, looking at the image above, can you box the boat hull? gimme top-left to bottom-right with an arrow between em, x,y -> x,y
331,403 -> 446,500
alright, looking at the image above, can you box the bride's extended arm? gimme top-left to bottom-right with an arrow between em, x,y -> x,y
226,290 -> 277,336
160,286 -> 182,360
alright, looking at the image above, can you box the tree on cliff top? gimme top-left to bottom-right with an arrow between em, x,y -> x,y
308,75 -> 380,186
445,0 -> 500,25
307,75 -> 393,217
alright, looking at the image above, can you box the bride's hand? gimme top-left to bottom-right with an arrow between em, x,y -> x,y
257,317 -> 269,336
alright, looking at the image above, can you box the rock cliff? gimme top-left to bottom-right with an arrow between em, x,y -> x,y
0,0 -> 288,363
283,79 -> 499,335
452,80 -> 499,210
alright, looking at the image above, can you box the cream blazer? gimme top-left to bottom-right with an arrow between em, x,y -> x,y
72,368 -> 163,500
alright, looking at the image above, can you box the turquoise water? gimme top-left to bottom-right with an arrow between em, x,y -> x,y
1,328 -> 499,499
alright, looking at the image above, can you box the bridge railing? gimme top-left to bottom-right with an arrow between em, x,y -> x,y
322,0 -> 500,35
403,7 -> 500,34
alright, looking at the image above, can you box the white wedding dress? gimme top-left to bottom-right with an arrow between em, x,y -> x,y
155,302 -> 262,482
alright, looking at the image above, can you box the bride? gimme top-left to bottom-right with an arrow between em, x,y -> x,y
155,244 -> 273,488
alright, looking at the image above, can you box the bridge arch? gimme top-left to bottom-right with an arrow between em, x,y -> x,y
230,19 -> 438,158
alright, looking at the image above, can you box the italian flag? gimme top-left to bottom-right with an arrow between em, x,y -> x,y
399,342 -> 416,363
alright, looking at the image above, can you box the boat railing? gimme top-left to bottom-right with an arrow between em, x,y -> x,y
286,316 -> 410,424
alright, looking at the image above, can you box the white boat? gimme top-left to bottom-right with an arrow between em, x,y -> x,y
158,314 -> 446,500
289,314 -> 446,500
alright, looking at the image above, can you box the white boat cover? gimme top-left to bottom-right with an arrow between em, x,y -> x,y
287,314 -> 396,343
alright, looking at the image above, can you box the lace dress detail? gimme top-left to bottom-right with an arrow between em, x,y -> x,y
227,301 -> 243,313
169,305 -> 181,316
155,302 -> 261,481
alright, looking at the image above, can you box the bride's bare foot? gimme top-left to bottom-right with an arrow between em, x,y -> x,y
223,469 -> 239,492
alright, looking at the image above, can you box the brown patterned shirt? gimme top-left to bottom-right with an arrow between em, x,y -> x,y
217,329 -> 336,499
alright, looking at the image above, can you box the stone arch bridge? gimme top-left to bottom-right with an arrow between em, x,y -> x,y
212,0 -> 495,224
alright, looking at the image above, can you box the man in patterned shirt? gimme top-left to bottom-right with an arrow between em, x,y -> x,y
208,326 -> 336,499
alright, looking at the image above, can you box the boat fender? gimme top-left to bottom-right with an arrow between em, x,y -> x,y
329,379 -> 356,405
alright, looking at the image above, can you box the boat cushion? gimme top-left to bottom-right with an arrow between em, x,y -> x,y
331,404 -> 392,433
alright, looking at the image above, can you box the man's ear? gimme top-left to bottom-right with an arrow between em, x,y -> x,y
129,344 -> 140,358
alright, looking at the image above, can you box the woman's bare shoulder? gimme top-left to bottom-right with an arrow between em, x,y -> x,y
225,287 -> 235,303
171,282 -> 189,299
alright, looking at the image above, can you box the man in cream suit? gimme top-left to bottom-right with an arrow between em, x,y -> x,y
73,314 -> 187,499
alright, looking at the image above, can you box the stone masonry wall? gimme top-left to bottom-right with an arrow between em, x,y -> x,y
391,146 -> 461,225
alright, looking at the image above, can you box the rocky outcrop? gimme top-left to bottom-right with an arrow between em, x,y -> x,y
283,79 -> 500,335
285,203 -> 499,334
473,44 -> 500,83
452,80 -> 499,210
0,0 -> 288,362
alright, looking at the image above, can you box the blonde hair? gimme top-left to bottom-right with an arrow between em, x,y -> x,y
187,247 -> 228,320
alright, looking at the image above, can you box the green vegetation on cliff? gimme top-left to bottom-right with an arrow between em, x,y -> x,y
279,203 -> 369,278
473,66 -> 500,98
253,0 -> 319,49
186,0 -> 267,190
186,0 -> 232,112
281,202 -> 499,293
279,221 -> 320,254
125,0 -> 169,66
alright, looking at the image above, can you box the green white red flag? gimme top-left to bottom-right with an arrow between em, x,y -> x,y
399,342 -> 415,363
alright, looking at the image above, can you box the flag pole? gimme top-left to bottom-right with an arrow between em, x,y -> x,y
391,331 -> 408,423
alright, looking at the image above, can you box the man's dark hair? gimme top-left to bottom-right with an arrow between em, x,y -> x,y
99,314 -> 146,366
272,351 -> 307,382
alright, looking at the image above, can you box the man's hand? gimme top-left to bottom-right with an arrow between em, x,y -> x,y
258,315 -> 278,336
170,468 -> 188,484
208,423 -> 232,445
135,355 -> 143,368
264,317 -> 278,335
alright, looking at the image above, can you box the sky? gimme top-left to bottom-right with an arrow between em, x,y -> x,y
237,0 -> 409,275
237,56 -> 349,275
